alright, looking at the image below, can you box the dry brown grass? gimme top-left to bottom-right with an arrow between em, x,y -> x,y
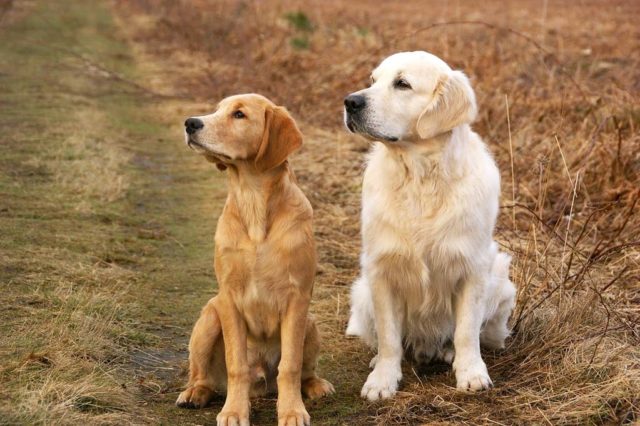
114,0 -> 640,423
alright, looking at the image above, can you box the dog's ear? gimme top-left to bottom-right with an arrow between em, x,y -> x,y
255,106 -> 303,171
416,70 -> 477,139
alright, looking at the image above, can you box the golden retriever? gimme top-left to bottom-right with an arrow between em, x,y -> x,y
344,51 -> 516,399
176,94 -> 334,426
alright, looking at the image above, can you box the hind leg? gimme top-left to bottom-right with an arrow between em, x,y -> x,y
481,278 -> 516,350
300,317 -> 335,400
176,297 -> 225,408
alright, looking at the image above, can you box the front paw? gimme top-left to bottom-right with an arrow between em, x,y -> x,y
453,359 -> 493,391
176,385 -> 214,409
217,401 -> 250,426
360,359 -> 402,401
278,399 -> 310,426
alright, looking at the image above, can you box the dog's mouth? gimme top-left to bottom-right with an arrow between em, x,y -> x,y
186,138 -> 205,150
186,138 -> 232,160
345,116 -> 398,142
376,133 -> 399,142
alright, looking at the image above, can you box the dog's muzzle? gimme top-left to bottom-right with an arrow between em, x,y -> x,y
343,94 -> 398,142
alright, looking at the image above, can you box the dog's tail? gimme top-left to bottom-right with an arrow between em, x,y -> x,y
481,249 -> 517,349
345,276 -> 377,349
492,251 -> 513,287
345,276 -> 369,337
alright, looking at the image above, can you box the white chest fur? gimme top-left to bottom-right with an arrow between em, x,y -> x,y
357,128 -> 502,354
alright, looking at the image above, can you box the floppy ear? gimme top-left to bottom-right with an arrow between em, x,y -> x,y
416,70 -> 477,139
255,106 -> 303,171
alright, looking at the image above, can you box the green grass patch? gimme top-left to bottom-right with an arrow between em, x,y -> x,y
284,11 -> 313,32
0,1 -> 223,424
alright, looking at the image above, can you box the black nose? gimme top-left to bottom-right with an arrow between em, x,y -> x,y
184,117 -> 204,135
344,94 -> 366,113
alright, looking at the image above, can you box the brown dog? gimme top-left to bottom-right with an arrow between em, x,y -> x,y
176,94 -> 334,426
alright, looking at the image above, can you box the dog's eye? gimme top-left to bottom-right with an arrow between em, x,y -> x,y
394,79 -> 412,90
232,110 -> 246,119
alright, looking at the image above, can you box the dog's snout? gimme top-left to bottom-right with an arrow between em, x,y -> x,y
344,94 -> 366,113
184,117 -> 204,135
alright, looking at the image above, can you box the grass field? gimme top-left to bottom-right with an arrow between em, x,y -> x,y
0,1 -> 226,424
1,0 -> 638,424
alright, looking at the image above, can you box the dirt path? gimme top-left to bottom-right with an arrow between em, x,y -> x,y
0,1 -> 225,424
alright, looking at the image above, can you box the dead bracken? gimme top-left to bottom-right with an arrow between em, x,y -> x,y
116,0 -> 639,423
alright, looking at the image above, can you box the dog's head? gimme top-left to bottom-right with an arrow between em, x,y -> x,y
184,94 -> 302,171
344,51 -> 477,143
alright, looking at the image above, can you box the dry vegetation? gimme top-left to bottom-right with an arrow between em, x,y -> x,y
114,0 -> 640,423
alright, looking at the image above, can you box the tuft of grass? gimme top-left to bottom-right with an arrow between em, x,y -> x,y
284,11 -> 313,32
290,36 -> 310,50
356,26 -> 369,37
284,11 -> 313,50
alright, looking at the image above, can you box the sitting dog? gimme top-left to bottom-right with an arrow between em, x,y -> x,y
344,51 -> 516,400
176,94 -> 334,426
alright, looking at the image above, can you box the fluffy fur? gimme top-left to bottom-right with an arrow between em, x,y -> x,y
344,51 -> 516,400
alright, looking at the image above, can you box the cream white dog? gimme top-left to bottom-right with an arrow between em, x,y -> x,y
344,51 -> 516,400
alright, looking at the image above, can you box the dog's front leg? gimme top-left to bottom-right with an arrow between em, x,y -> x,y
453,272 -> 492,391
215,294 -> 251,426
361,271 -> 404,401
277,293 -> 311,426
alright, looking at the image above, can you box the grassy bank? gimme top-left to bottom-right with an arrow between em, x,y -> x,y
0,1 -> 226,424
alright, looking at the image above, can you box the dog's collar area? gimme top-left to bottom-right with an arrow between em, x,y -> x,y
405,129 -> 454,145
359,129 -> 399,143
